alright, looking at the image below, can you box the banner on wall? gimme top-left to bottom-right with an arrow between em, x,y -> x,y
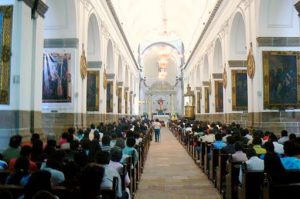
0,6 -> 13,104
42,53 -> 72,103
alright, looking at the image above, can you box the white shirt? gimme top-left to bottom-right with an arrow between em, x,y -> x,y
153,121 -> 161,129
273,141 -> 284,154
239,156 -> 264,183
199,134 -> 215,143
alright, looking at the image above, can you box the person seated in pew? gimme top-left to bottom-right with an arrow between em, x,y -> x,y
231,142 -> 247,162
252,137 -> 266,156
268,133 -> 284,155
221,136 -> 235,154
96,151 -> 125,199
123,137 -> 139,167
101,135 -> 111,152
212,133 -> 227,150
6,157 -> 31,186
41,155 -> 65,186
263,141 -> 285,182
239,148 -> 264,183
278,130 -> 289,144
2,135 -> 22,163
78,163 -> 105,199
280,140 -> 300,170
199,129 -> 215,143
20,170 -> 57,199
9,146 -> 37,172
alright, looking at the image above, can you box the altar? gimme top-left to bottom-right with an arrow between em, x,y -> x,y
152,114 -> 170,126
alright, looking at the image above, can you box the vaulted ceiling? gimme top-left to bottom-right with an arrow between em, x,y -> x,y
111,0 -> 218,87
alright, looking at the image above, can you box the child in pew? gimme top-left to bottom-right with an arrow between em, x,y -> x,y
239,148 -> 264,184
280,140 -> 300,170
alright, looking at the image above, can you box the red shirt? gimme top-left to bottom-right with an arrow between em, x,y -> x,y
9,158 -> 38,172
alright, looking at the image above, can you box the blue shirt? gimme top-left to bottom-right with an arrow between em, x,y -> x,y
123,147 -> 139,166
212,141 -> 227,149
281,157 -> 300,170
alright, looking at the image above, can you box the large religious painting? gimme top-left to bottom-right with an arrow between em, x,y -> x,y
204,87 -> 210,113
0,6 -> 13,104
106,82 -> 113,113
130,93 -> 133,115
215,81 -> 223,112
117,87 -> 122,114
42,53 -> 72,103
86,71 -> 99,111
232,70 -> 248,111
263,51 -> 300,109
125,91 -> 128,114
197,91 -> 201,113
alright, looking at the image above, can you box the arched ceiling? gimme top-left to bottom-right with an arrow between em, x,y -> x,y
111,0 -> 217,87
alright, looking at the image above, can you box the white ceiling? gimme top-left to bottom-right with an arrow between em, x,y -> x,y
111,0 -> 217,87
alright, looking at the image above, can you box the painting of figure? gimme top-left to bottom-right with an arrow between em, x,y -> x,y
42,53 -> 71,103
263,51 -> 300,109
215,81 -> 223,112
204,87 -> 209,113
232,70 -> 248,111
106,82 -> 113,113
0,6 -> 13,104
87,71 -> 99,111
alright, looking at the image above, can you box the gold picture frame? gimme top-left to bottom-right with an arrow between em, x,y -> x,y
0,6 -> 13,104
232,70 -> 248,111
197,91 -> 201,113
263,51 -> 300,109
204,87 -> 210,113
86,71 -> 99,111
215,80 -> 223,112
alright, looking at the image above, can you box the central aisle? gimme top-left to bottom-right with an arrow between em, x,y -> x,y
135,127 -> 221,199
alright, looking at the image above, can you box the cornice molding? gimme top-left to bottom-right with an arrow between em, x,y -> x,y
18,0 -> 48,18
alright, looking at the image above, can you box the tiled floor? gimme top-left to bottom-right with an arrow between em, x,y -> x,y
135,127 -> 221,199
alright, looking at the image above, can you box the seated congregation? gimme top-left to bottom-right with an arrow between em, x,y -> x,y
170,120 -> 300,199
0,118 -> 152,199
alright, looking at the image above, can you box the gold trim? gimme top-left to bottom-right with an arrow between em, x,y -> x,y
232,70 -> 248,111
0,6 -> 13,104
103,68 -> 107,89
204,87 -> 210,113
215,80 -> 223,112
80,44 -> 87,79
247,42 -> 255,79
263,51 -> 300,109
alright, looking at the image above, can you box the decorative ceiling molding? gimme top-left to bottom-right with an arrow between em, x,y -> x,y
184,0 -> 224,69
106,0 -> 140,70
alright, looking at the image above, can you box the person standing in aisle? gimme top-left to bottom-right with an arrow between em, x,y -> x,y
153,119 -> 162,142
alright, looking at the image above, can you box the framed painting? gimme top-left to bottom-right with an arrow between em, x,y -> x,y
197,91 -> 201,113
263,51 -> 300,109
204,87 -> 210,113
125,91 -> 128,114
215,80 -> 223,112
0,6 -> 13,104
106,81 -> 113,113
42,53 -> 72,103
232,70 -> 248,111
117,87 -> 122,114
86,71 -> 99,111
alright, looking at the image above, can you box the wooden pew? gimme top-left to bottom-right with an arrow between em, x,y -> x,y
0,184 -> 24,198
209,149 -> 220,183
238,163 -> 264,199
0,170 -> 10,184
262,171 -> 300,199
204,142 -> 211,175
224,159 -> 243,199
216,153 -> 230,193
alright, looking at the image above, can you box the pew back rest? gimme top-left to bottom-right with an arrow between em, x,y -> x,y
241,163 -> 264,199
